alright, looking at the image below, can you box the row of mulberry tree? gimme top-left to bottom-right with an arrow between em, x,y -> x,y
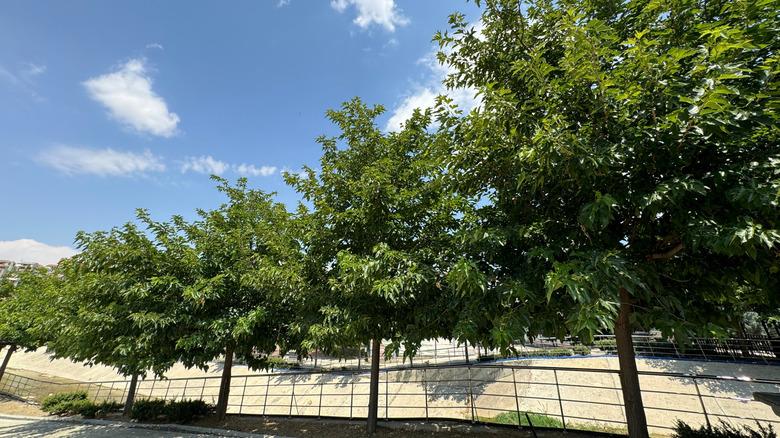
2,0 -> 779,435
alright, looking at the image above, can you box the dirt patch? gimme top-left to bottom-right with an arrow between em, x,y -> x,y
194,415 -> 594,437
0,394 -> 46,417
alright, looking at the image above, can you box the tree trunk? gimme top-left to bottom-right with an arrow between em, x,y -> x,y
366,339 -> 381,434
464,343 -> 469,364
216,346 -> 234,421
615,288 -> 649,438
0,345 -> 16,382
123,374 -> 139,417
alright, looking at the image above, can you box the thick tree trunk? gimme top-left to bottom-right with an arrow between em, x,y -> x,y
216,346 -> 234,421
123,374 -> 139,417
366,339 -> 381,434
615,288 -> 649,438
0,345 -> 16,382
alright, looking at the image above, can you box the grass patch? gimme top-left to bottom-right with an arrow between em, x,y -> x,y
480,411 -> 564,428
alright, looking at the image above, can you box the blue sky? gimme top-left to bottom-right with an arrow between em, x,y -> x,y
0,0 -> 480,264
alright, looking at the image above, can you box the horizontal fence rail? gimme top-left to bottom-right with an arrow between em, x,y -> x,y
2,362 -> 778,436
270,335 -> 780,371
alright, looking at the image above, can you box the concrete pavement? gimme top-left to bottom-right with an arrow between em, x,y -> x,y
0,414 -> 282,438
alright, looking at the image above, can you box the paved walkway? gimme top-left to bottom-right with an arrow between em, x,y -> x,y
0,414 -> 277,438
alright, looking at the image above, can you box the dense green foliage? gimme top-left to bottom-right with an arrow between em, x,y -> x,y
130,399 -> 211,423
41,392 -> 120,418
435,0 -> 779,349
0,268 -> 63,350
286,99 -> 463,361
167,177 -> 304,372
2,0 -> 777,435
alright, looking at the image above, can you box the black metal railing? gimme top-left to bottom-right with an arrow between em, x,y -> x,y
2,363 -> 777,435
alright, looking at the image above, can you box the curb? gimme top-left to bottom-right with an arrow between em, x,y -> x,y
0,413 -> 289,437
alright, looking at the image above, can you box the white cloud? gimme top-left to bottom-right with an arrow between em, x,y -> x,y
385,50 -> 479,131
0,63 -> 46,100
330,0 -> 408,32
180,155 -> 229,175
39,145 -> 166,176
0,239 -> 78,265
83,58 -> 180,137
24,63 -> 46,76
235,163 -> 278,177
179,156 -> 278,177
145,43 -> 164,50
277,0 -> 291,6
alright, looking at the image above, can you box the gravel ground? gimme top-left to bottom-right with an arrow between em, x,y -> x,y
0,395 -> 44,417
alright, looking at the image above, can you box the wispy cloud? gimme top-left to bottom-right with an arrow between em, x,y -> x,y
0,62 -> 47,100
145,42 -> 164,50
39,145 -> 166,176
179,155 -> 278,177
83,58 -> 180,137
235,163 -> 277,177
330,0 -> 408,32
0,239 -> 78,265
180,155 -> 229,175
277,0 -> 291,6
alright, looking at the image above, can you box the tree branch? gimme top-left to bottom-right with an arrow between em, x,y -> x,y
646,242 -> 684,260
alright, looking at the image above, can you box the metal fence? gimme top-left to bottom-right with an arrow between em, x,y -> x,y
284,335 -> 780,371
592,334 -> 780,364
3,363 -> 778,436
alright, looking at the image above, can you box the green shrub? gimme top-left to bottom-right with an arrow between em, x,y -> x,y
69,399 -> 99,418
96,400 -> 123,416
673,421 -> 776,438
42,391 -> 88,414
267,356 -> 300,369
594,339 -> 617,352
488,411 -> 564,428
516,348 -> 573,357
130,399 -> 167,421
130,398 -> 213,423
165,399 -> 211,423
573,345 -> 591,355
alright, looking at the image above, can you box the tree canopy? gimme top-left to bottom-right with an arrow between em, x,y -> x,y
434,0 -> 779,434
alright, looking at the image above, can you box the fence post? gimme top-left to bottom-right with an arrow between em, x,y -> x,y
693,377 -> 710,428
164,380 -> 172,401
93,383 -> 101,403
289,376 -> 296,417
318,376 -> 323,419
512,368 -> 521,429
262,375 -> 270,416
239,376 -> 248,415
553,369 -> 566,430
467,365 -> 475,423
120,380 -> 129,406
199,378 -> 206,402
148,378 -> 156,400
349,372 -> 355,420
108,382 -> 116,403
181,379 -> 188,401
423,368 -> 429,420
385,369 -> 389,421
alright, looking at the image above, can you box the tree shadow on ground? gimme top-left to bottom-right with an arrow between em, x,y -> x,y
638,357 -> 780,399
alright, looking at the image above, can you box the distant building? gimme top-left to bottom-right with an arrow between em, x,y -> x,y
0,260 -> 55,285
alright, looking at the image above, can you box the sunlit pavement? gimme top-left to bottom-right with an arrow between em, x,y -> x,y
0,414 -> 274,438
